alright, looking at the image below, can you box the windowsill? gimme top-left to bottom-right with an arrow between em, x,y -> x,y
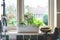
6,30 -> 54,35
6,26 -> 55,35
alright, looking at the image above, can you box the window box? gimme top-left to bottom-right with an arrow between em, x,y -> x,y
17,25 -> 38,33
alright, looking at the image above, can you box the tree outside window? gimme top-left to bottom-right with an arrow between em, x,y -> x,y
5,0 -> 17,27
24,0 -> 48,27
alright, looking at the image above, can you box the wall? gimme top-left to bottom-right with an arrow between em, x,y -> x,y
57,0 -> 60,28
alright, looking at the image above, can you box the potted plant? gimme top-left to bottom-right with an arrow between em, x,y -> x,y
17,20 -> 28,32
17,12 -> 45,33
17,19 -> 39,33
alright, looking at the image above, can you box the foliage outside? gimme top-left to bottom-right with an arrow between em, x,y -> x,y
6,5 -> 48,27
6,5 -> 17,26
22,12 -> 46,28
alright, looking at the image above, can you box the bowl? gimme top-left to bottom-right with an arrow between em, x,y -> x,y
40,27 -> 51,33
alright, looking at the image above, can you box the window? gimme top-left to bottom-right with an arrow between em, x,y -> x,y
24,0 -> 48,26
0,0 -> 17,30
5,0 -> 17,26
6,0 -> 17,30
0,0 -> 56,31
17,0 -> 54,27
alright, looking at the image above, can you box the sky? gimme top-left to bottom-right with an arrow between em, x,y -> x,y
0,0 -> 17,20
0,0 -> 48,20
0,0 -> 48,14
24,0 -> 48,7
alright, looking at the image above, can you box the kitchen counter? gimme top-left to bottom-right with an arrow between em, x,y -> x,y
1,30 -> 54,40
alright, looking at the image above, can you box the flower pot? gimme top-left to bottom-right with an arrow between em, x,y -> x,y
17,25 -> 38,33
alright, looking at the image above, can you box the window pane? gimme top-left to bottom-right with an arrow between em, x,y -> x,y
24,0 -> 48,26
5,0 -> 17,27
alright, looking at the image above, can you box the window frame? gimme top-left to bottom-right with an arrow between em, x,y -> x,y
17,0 -> 55,27
7,0 -> 57,31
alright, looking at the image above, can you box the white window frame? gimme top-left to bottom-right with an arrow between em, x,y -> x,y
17,0 -> 57,28
6,0 -> 57,32
7,0 -> 57,31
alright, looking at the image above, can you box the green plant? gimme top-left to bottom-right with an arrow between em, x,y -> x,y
24,12 -> 45,28
19,20 -> 26,25
24,12 -> 34,25
33,17 -> 45,28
